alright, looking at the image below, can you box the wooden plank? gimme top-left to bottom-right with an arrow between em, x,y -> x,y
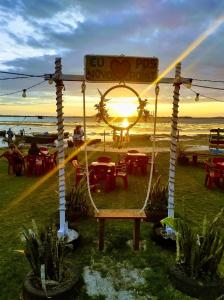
95,209 -> 146,219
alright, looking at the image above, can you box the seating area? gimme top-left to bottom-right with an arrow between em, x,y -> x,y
2,148 -> 224,300
71,151 -> 156,193
25,151 -> 57,176
1,148 -> 57,176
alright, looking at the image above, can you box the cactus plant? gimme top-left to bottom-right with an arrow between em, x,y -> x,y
22,221 -> 66,285
22,221 -> 81,299
66,174 -> 93,221
175,208 -> 224,281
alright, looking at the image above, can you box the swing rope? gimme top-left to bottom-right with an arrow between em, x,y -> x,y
82,81 -> 99,213
140,84 -> 159,212
81,81 -> 159,214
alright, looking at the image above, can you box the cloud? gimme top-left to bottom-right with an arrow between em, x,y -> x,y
0,1 -> 85,70
0,0 -> 224,115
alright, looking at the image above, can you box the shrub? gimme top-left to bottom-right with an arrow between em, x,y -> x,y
22,221 -> 67,286
66,174 -> 93,219
145,176 -> 168,212
175,209 -> 224,281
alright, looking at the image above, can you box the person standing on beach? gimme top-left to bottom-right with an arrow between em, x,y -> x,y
73,125 -> 84,147
7,128 -> 14,143
20,129 -> 25,136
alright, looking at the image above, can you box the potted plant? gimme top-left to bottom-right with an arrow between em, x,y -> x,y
144,176 -> 168,224
66,174 -> 93,223
168,209 -> 224,299
22,221 -> 81,300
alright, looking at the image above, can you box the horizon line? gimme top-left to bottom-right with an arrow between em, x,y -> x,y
0,114 -> 224,119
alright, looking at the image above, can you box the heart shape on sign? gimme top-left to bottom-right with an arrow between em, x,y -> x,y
110,59 -> 131,80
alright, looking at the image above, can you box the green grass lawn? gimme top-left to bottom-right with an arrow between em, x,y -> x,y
0,147 -> 223,299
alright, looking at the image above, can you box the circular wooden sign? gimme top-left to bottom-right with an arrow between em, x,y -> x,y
98,84 -> 147,131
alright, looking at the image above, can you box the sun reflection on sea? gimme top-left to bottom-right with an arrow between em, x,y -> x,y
121,118 -> 129,128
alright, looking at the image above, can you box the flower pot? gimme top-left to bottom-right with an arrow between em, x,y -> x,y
169,265 -> 224,300
22,264 -> 81,300
151,223 -> 176,250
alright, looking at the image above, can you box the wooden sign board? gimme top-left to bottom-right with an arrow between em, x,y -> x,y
85,55 -> 159,83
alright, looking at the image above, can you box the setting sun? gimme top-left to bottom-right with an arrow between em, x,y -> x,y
121,118 -> 129,128
107,98 -> 138,117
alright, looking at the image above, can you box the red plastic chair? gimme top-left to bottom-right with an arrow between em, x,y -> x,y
132,156 -> 149,175
204,162 -> 223,189
72,160 -> 85,186
25,155 -> 44,176
117,154 -> 127,165
42,152 -> 57,172
114,163 -> 128,189
72,160 -> 97,191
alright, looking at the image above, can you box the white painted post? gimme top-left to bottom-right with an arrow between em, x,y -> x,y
55,57 -> 67,237
167,62 -> 182,223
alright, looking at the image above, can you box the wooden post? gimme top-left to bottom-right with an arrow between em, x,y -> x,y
98,219 -> 105,251
55,57 -> 67,237
168,62 -> 181,220
133,219 -> 140,250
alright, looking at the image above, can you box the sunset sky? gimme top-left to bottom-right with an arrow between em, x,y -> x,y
0,0 -> 224,117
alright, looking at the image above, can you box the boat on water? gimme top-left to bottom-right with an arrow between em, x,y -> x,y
33,132 -> 70,139
15,132 -> 70,144
15,134 -> 57,144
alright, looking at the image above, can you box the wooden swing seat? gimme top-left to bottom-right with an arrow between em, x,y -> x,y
94,209 -> 146,251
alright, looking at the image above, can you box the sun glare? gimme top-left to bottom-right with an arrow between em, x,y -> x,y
121,118 -> 129,128
107,98 -> 137,117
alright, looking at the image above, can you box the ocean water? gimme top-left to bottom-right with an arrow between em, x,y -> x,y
0,115 -> 223,147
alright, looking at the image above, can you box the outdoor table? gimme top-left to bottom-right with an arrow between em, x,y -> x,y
125,153 -> 148,175
126,153 -> 147,157
90,161 -> 116,175
91,162 -> 116,167
90,162 -> 116,190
